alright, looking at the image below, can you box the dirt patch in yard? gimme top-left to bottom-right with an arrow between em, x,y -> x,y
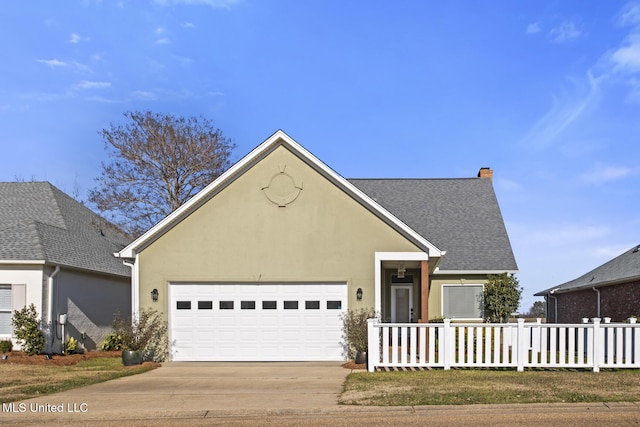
0,351 -> 121,366
342,361 -> 366,370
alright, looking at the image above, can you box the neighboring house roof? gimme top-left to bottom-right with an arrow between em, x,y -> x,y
0,182 -> 131,277
535,244 -> 640,296
118,130 -> 445,259
349,179 -> 518,272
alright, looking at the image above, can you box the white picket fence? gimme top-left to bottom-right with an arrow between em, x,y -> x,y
366,317 -> 640,372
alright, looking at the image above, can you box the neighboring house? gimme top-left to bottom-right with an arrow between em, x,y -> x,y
535,245 -> 640,323
117,130 -> 517,362
0,182 -> 131,353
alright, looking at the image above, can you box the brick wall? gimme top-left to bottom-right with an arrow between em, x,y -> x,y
553,280 -> 640,323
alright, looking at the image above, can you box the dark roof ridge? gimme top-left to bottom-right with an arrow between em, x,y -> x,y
29,221 -> 47,260
44,181 -> 69,230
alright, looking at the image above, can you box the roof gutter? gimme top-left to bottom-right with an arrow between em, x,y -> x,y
538,274 -> 640,297
434,269 -> 518,275
47,265 -> 60,353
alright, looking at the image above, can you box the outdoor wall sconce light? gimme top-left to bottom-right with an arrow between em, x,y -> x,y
356,288 -> 363,301
151,288 -> 159,302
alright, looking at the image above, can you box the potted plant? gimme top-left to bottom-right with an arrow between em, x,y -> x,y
0,339 -> 12,360
110,308 -> 167,366
341,308 -> 376,365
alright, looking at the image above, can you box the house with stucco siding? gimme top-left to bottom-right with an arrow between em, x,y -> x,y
117,130 -> 517,361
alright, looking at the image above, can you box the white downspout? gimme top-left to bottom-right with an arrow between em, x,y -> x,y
592,287 -> 601,318
123,259 -> 137,318
47,265 -> 60,353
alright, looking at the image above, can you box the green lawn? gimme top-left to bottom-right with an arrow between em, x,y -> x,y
340,369 -> 640,406
0,358 -> 157,403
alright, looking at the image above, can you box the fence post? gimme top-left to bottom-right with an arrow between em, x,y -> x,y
517,318 -> 525,371
443,319 -> 451,370
592,318 -> 601,372
627,317 -> 640,364
367,318 -> 378,372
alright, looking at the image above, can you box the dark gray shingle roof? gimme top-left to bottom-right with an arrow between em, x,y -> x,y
0,182 -> 131,277
349,178 -> 518,272
535,244 -> 640,295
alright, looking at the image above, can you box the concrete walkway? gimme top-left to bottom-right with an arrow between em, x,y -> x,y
2,362 -> 640,426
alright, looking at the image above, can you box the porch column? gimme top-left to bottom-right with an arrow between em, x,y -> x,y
419,259 -> 429,323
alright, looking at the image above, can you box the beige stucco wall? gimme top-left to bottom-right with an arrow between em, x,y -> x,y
429,275 -> 489,320
138,145 -> 423,319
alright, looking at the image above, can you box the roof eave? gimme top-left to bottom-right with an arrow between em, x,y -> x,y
0,259 -> 47,265
434,269 -> 519,275
0,259 -> 130,278
536,274 -> 640,296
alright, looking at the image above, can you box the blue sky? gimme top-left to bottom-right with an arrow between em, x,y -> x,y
1,1 -> 639,311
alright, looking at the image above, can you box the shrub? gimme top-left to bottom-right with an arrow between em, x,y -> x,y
341,307 -> 376,359
110,308 -> 168,362
101,333 -> 123,351
0,339 -> 12,353
11,304 -> 46,356
484,273 -> 522,323
64,336 -> 78,354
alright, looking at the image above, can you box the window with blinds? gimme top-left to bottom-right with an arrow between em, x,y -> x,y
442,284 -> 484,319
0,285 -> 12,335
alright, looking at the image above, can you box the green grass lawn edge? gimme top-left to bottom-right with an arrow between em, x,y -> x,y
339,369 -> 640,406
1,358 -> 157,404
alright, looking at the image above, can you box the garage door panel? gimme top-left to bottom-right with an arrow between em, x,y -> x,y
169,283 -> 347,361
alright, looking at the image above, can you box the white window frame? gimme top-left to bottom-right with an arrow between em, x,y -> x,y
441,284 -> 484,320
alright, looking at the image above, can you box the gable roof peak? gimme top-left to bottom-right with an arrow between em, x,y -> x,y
117,130 -> 444,259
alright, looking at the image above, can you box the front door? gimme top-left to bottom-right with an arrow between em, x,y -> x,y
391,285 -> 413,323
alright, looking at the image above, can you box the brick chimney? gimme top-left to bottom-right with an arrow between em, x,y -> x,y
478,167 -> 493,180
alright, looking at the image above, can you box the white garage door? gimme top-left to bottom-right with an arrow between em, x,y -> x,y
169,283 -> 348,361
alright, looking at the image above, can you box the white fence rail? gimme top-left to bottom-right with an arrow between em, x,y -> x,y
367,318 -> 640,372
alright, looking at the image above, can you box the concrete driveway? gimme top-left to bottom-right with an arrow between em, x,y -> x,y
2,362 -> 351,424
3,362 -> 640,426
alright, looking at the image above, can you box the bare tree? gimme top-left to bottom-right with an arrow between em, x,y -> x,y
89,111 -> 236,237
